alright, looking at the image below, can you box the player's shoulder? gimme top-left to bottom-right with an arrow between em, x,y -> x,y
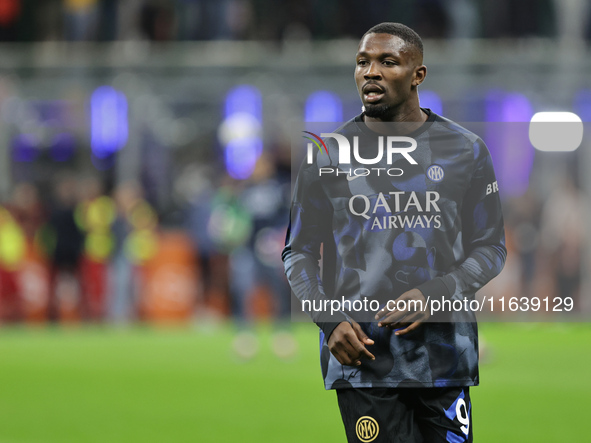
430,112 -> 482,145
332,114 -> 364,137
429,111 -> 489,161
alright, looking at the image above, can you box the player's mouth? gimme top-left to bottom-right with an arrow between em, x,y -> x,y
364,91 -> 385,103
363,84 -> 385,103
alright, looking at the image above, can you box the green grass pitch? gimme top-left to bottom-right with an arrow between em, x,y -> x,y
0,323 -> 590,442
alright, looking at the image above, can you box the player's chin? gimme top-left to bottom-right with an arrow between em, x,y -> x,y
363,103 -> 391,119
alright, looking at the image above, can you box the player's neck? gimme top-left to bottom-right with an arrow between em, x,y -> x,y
363,103 -> 428,135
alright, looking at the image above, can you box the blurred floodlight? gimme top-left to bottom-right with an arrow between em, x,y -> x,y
222,85 -> 263,180
12,133 -> 40,162
90,86 -> 128,159
224,85 -> 262,120
486,91 -> 533,122
484,91 -> 534,196
225,137 -> 262,180
501,94 -> 532,122
305,91 -> 343,122
574,90 -> 591,122
218,112 -> 261,145
419,90 -> 443,115
529,112 -> 583,152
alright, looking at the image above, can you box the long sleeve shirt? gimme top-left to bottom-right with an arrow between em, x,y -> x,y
283,110 -> 506,389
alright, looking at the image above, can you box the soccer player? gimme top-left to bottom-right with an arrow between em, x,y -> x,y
282,23 -> 506,442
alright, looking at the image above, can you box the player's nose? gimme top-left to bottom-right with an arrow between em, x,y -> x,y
364,62 -> 382,80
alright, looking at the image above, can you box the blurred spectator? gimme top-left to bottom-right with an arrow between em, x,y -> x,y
225,0 -> 254,39
140,0 -> 177,41
175,0 -> 200,40
0,0 -> 21,41
480,0 -> 556,38
34,0 -> 63,41
0,0 -> 570,42
116,0 -> 144,40
7,182 -> 46,243
445,0 -> 479,38
506,189 -> 542,298
207,176 -> 252,255
553,0 -> 589,44
6,182 -> 51,323
539,176 -> 589,309
97,0 -> 118,41
0,183 -> 48,323
228,155 -> 295,359
0,204 -> 26,322
109,182 -> 135,323
45,175 -> 85,322
185,167 -> 221,315
110,181 -> 159,322
76,176 -> 115,321
414,0 -> 449,38
63,0 -> 100,41
109,181 -> 145,322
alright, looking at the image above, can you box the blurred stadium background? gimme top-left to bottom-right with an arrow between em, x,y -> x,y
0,1 -> 590,442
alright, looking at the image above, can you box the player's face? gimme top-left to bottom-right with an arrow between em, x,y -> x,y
355,33 -> 426,120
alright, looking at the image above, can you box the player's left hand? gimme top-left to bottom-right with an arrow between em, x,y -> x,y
375,288 -> 430,336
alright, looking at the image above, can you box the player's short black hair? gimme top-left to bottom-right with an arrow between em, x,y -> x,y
363,23 -> 423,58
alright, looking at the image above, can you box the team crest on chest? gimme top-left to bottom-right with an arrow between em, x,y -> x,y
356,416 -> 379,442
427,164 -> 444,182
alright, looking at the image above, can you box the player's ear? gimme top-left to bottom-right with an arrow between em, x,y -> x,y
412,65 -> 427,87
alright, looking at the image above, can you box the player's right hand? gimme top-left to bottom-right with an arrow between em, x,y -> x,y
327,320 -> 375,366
